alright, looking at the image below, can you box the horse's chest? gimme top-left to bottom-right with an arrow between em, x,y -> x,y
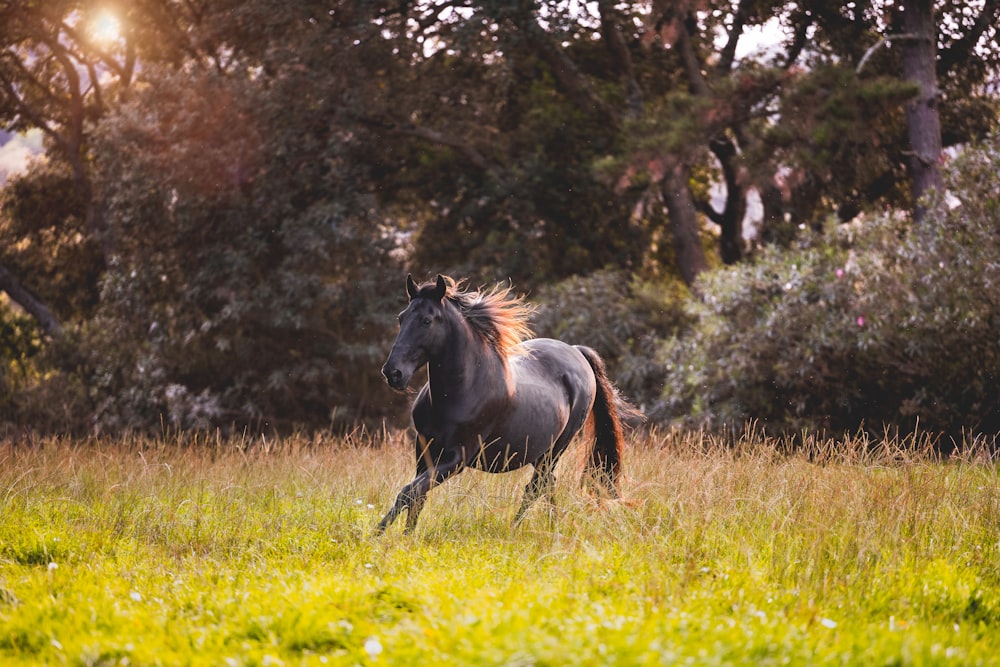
412,394 -> 532,469
412,388 -> 501,439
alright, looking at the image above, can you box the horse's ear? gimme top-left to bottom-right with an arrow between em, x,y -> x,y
432,274 -> 448,301
405,274 -> 418,301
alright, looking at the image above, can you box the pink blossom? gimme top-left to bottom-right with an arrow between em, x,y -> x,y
857,316 -> 865,327
836,268 -> 844,279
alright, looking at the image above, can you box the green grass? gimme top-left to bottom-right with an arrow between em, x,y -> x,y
1,428 -> 999,665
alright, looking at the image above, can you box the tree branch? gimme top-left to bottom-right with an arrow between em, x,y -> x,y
693,196 -> 723,225
674,15 -> 710,97
396,123 -> 497,172
0,68 -> 67,153
716,0 -> 750,73
782,10 -> 813,69
938,0 -> 1000,76
0,262 -> 63,340
355,115 -> 499,173
50,16 -> 128,80
512,7 -> 621,125
597,0 -> 643,116
856,33 -> 926,75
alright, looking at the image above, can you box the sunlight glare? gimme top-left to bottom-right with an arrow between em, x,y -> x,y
90,11 -> 121,44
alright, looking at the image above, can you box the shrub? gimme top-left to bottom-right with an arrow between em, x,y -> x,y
83,66 -> 408,433
655,137 -> 1000,437
0,302 -> 40,424
532,269 -> 691,413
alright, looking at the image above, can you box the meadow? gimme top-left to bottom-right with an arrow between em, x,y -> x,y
1,428 -> 999,666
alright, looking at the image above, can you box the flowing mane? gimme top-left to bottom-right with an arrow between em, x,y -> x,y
415,276 -> 534,358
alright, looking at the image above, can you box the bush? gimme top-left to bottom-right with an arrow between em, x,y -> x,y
532,269 -> 691,413
655,137 -> 1000,437
0,302 -> 40,424
84,66 -> 408,433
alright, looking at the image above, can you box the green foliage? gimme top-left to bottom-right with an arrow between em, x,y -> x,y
533,270 -> 692,412
752,65 -> 916,226
396,37 -> 646,285
0,301 -> 41,408
86,60 -> 406,432
0,302 -> 92,434
2,0 -> 1000,434
0,301 -> 92,435
657,137 -> 1000,436
1,432 -> 999,664
0,161 -> 103,321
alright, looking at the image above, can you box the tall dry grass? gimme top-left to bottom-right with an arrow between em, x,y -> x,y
1,427 -> 998,665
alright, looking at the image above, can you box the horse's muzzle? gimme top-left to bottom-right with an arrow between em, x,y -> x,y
381,364 -> 408,391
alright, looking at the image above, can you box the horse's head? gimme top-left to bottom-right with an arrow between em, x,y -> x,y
381,274 -> 450,391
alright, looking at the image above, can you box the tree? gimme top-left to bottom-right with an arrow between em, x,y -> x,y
656,133 -> 1000,436
349,1 -> 996,286
84,4 -> 410,430
0,0 -> 238,338
0,1 -> 136,227
766,1 -> 999,228
342,1 -> 651,285
3,0 -> 999,432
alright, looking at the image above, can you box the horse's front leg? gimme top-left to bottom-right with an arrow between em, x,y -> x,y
375,470 -> 429,534
375,449 -> 464,534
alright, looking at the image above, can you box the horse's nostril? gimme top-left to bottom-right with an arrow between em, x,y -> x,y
382,366 -> 402,385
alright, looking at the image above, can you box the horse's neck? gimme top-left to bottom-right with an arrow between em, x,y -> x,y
428,318 -> 509,404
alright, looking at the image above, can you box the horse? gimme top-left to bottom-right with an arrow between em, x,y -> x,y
376,273 -> 635,534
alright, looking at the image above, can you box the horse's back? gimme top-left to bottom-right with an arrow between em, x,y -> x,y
483,338 -> 597,466
513,338 -> 595,393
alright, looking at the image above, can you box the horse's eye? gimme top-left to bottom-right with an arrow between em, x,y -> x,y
421,317 -> 433,326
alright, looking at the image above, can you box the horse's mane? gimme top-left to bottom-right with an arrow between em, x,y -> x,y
417,275 -> 534,358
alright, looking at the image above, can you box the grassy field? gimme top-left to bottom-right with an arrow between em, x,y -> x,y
1,428 -> 999,666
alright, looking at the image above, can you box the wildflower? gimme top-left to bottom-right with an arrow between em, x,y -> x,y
364,636 -> 383,656
857,316 -> 865,327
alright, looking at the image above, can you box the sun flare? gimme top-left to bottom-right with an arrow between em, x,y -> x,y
90,11 -> 121,44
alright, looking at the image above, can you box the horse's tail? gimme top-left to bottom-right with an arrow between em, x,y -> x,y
577,346 -> 638,498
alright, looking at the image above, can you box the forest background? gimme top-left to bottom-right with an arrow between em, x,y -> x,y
1,0 -> 998,439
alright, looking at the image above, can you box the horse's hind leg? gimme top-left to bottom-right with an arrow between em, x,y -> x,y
513,457 -> 556,526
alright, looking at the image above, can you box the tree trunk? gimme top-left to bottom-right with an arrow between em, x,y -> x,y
598,0 -> 643,117
709,138 -> 746,264
675,12 -> 746,265
759,183 -> 791,246
662,165 -> 709,287
0,262 -> 63,340
901,0 -> 944,219
514,11 -> 620,123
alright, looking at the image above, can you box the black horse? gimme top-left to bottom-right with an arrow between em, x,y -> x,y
377,274 -> 634,533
